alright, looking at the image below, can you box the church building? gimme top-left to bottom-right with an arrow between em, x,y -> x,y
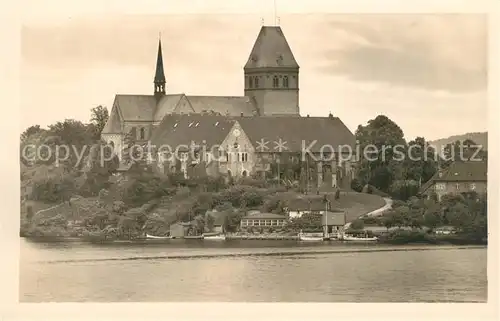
101,25 -> 357,189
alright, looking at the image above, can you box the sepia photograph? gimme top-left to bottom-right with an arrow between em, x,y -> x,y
12,0 -> 496,314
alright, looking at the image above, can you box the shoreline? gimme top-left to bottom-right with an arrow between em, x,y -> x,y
20,235 -> 488,246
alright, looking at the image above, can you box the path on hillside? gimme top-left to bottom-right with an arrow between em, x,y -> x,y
344,197 -> 393,229
33,196 -> 83,216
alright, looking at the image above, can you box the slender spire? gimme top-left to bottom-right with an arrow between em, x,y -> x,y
154,34 -> 166,96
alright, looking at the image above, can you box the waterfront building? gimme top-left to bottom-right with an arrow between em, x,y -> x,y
420,161 -> 487,201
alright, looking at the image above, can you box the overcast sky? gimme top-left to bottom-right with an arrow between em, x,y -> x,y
20,13 -> 487,141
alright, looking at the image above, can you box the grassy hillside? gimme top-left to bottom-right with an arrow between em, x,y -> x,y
275,191 -> 386,222
429,132 -> 488,151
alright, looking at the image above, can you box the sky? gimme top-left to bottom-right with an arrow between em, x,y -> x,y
20,13 -> 487,141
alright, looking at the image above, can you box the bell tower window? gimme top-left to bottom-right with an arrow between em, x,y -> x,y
283,75 -> 289,88
249,77 -> 254,88
254,77 -> 259,88
273,76 -> 279,88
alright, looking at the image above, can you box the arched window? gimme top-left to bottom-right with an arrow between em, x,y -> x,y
242,170 -> 247,177
249,77 -> 253,88
254,77 -> 259,88
140,127 -> 146,140
283,75 -> 289,88
273,76 -> 279,88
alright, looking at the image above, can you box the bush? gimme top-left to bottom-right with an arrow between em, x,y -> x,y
351,178 -> 363,192
350,219 -> 365,230
361,216 -> 379,225
384,230 -> 437,244
239,177 -> 268,188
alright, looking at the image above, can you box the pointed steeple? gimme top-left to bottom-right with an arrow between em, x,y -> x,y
154,35 -> 166,97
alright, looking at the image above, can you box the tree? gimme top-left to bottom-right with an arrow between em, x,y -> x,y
403,137 -> 437,184
205,213 -> 215,232
423,204 -> 442,231
20,125 -> 45,143
350,219 -> 364,230
90,105 -> 109,139
26,205 -> 34,222
355,115 -> 407,192
121,129 -> 137,165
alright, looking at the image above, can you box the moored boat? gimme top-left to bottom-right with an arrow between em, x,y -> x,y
203,234 -> 227,241
342,235 -> 378,242
146,234 -> 171,239
298,233 -> 324,242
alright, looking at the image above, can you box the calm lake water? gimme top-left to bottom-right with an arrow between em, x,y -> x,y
19,239 -> 487,302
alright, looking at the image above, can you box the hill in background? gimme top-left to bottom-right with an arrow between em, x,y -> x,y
429,132 -> 488,152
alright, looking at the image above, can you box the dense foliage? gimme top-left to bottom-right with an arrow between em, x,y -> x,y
359,192 -> 487,242
354,115 -> 485,201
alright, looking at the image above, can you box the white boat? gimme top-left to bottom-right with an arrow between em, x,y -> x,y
298,233 -> 324,242
146,234 -> 171,239
342,235 -> 378,242
203,234 -> 226,241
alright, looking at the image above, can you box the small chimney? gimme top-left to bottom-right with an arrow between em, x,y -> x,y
328,112 -> 333,119
240,112 -> 244,117
307,114 -> 310,118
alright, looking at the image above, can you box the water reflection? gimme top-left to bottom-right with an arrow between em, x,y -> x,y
19,239 -> 487,302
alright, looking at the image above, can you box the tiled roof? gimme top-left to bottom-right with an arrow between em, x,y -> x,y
104,94 -> 256,131
242,212 -> 287,219
236,116 -> 356,152
186,96 -> 257,116
151,114 -> 355,154
244,26 -> 299,69
420,161 -> 487,193
436,161 -> 487,182
150,114 -> 235,149
153,94 -> 186,121
114,95 -> 156,121
102,105 -> 122,134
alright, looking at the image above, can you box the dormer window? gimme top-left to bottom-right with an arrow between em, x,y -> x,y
273,76 -> 279,88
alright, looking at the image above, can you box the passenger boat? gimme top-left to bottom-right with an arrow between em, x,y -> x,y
145,234 -> 171,239
298,232 -> 324,242
203,234 -> 227,241
342,234 -> 378,242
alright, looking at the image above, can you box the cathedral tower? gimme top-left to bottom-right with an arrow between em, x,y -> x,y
244,26 -> 299,116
